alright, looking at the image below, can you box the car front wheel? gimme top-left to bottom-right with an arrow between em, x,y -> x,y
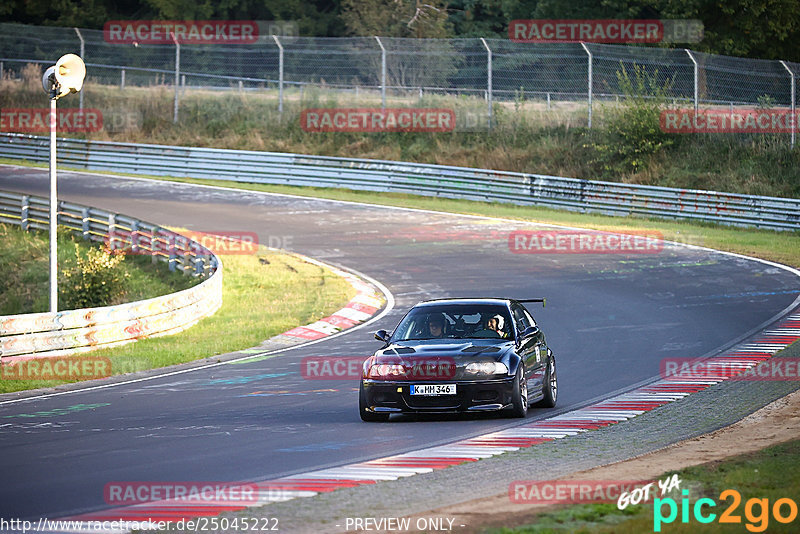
509,365 -> 528,418
537,357 -> 557,408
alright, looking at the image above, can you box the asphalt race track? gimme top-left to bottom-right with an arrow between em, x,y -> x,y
1,165 -> 799,522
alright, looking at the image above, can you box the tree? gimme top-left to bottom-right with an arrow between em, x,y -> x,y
341,0 -> 452,38
540,0 -> 800,61
448,0 -> 539,37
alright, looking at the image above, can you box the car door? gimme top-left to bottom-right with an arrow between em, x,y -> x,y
512,302 -> 547,391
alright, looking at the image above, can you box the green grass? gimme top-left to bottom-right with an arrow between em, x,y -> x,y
0,227 -> 356,393
0,223 -> 197,315
492,439 -> 800,533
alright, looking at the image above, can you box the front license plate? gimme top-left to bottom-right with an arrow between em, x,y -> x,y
410,384 -> 457,396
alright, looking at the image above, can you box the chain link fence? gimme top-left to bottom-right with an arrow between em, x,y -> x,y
0,22 -> 797,144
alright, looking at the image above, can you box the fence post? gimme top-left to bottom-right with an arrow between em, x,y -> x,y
272,35 -> 284,115
780,60 -> 796,149
480,38 -> 493,129
374,36 -> 386,110
685,49 -> 698,112
120,69 -> 125,89
74,28 -> 85,111
20,195 -> 30,231
580,42 -> 592,128
171,32 -> 180,123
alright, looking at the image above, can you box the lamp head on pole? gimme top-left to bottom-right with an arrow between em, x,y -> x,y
41,54 -> 86,99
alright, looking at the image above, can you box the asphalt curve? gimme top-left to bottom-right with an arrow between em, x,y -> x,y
1,165 -> 798,521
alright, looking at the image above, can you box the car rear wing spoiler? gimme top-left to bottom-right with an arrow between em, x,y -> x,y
518,298 -> 546,308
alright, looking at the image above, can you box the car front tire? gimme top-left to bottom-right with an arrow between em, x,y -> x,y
537,356 -> 557,408
509,365 -> 528,418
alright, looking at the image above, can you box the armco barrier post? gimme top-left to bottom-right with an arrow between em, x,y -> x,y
131,220 -> 140,254
107,213 -> 116,251
81,207 -> 90,240
168,234 -> 176,271
20,195 -> 29,231
151,228 -> 158,264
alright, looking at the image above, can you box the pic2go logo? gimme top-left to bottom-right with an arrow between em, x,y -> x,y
654,489 -> 798,532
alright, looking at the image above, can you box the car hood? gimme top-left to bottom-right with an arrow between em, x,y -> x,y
383,339 -> 511,355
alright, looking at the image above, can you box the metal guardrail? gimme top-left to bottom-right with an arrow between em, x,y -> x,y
0,133 -> 798,230
0,189 -> 223,359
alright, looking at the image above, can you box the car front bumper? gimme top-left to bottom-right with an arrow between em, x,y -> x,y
361,377 -> 516,413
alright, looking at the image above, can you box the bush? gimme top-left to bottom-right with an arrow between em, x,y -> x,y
586,63 -> 676,176
60,245 -> 130,309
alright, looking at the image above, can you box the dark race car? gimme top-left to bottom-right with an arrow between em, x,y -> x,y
359,298 -> 557,422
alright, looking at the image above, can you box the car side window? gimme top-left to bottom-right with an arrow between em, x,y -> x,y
523,308 -> 537,327
511,304 -> 531,334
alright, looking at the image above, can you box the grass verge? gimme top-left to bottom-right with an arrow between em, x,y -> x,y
0,223 -> 197,315
492,439 -> 800,533
1,70 -> 799,199
0,231 -> 356,394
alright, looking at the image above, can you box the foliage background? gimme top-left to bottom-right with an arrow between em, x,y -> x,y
2,1 -> 799,61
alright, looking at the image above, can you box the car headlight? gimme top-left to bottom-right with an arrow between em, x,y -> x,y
465,361 -> 509,375
367,364 -> 407,379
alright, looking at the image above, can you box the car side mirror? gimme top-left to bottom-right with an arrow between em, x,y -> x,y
518,325 -> 539,342
374,329 -> 390,343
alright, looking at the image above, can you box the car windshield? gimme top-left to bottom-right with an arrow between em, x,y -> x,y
391,303 -> 512,341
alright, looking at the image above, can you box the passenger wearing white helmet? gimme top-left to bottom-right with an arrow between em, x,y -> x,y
487,314 -> 509,338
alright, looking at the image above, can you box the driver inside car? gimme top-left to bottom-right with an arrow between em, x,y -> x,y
427,314 -> 446,338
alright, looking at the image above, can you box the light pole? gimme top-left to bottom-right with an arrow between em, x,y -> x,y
41,53 -> 86,313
